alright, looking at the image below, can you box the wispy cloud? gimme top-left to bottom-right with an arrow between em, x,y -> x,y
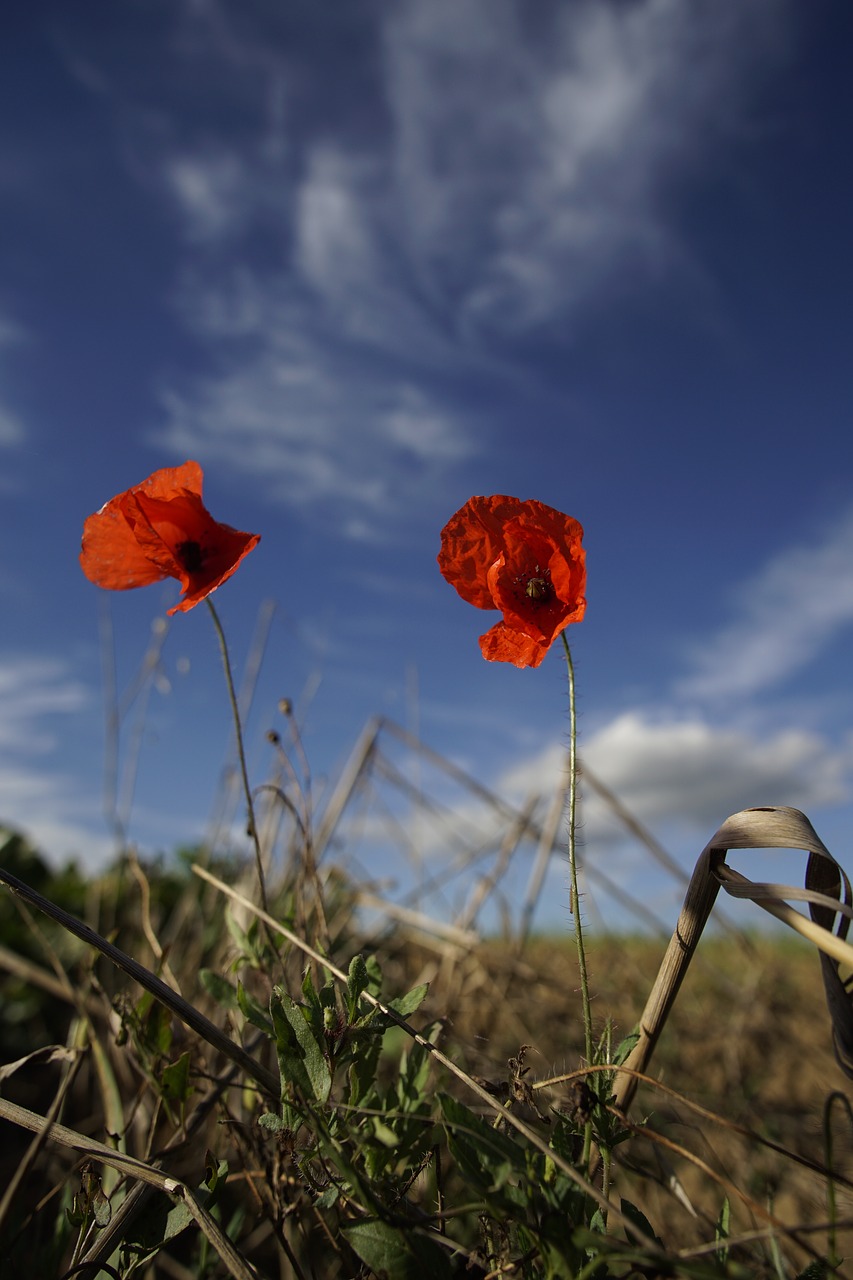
384,0 -> 786,335
0,656 -> 110,865
83,0 -> 785,519
153,300 -> 473,528
0,658 -> 87,751
0,407 -> 23,448
164,151 -> 252,244
0,307 -> 27,451
678,507 -> 853,701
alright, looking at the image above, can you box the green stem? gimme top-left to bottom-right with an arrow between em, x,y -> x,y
206,598 -> 268,915
561,632 -> 595,1177
561,631 -> 592,1069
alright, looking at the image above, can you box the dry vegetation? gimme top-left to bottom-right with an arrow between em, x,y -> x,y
0,693 -> 851,1279
1,819 -> 851,1279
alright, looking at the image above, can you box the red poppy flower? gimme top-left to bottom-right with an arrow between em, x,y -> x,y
80,460 -> 260,615
438,495 -> 586,668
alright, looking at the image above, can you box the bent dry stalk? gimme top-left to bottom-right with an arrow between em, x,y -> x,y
613,805 -> 853,1115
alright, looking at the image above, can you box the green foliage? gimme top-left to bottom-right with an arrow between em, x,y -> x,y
118,1156 -> 228,1272
0,840 -> 844,1278
342,1219 -> 452,1279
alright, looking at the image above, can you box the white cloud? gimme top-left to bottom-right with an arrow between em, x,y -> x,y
0,307 -> 27,451
384,0 -> 786,334
428,709 -> 850,863
0,657 -> 110,866
583,711 -> 850,831
296,148 -> 376,304
0,658 -> 87,750
153,272 -> 473,523
165,151 -> 250,243
0,406 -> 23,448
123,1 -> 787,515
290,145 -> 463,361
678,508 -> 853,701
381,385 -> 469,462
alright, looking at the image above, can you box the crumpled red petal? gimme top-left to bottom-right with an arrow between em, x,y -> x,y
438,496 -> 536,609
478,622 -> 552,668
438,494 -> 586,668
80,461 -> 260,613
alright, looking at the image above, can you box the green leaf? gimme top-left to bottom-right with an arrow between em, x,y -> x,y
270,987 -> 332,1103
588,1207 -> 607,1234
343,1220 -> 451,1280
619,1196 -> 664,1251
315,1185 -> 340,1210
301,967 -> 322,1017
612,1030 -> 640,1067
370,1117 -> 399,1147
714,1195 -> 731,1264
133,992 -> 172,1058
203,1152 -> 227,1192
319,979 -> 338,1013
122,1197 -> 193,1258
91,1185 -> 111,1228
258,1112 -> 286,1133
237,980 -> 274,1036
438,1093 -> 527,1201
225,909 -> 256,961
397,1039 -> 432,1107
387,983 -> 429,1019
122,1170 -> 221,1259
198,969 -> 238,1009
347,1034 -> 383,1107
161,1050 -> 192,1104
365,953 -> 383,994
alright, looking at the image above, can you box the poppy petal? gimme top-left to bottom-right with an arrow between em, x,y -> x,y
438,495 -> 531,609
80,461 -> 260,612
439,494 -> 585,668
479,622 -> 551,668
80,496 -> 170,591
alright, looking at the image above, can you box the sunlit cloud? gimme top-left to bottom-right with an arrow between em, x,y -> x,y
678,507 -> 853,701
493,710 -> 851,844
583,712 -> 850,831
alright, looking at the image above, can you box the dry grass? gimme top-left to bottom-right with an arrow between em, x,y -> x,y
1,708 -> 852,1276
0,852 -> 851,1275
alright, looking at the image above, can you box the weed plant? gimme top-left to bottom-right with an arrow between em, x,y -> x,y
1,751 -> 851,1278
0,474 -> 851,1277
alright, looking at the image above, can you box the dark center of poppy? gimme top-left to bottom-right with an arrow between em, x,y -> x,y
515,564 -> 553,606
526,577 -> 550,600
176,540 -> 205,574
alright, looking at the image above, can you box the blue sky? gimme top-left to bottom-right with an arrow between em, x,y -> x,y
2,1 -> 853,932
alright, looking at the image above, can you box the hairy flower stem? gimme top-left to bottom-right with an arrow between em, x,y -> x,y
562,632 -> 592,1064
206,599 -> 269,916
561,632 -> 596,1176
